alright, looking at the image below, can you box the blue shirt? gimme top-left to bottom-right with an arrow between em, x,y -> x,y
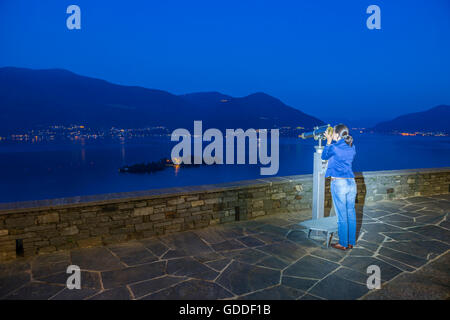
321,139 -> 356,178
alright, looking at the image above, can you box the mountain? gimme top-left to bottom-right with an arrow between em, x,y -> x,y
371,105 -> 450,133
0,67 -> 198,133
180,91 -> 324,130
0,67 -> 324,134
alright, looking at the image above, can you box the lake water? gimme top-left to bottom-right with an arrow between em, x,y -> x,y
0,133 -> 449,203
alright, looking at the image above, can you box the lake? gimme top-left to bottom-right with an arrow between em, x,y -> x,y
0,133 -> 449,203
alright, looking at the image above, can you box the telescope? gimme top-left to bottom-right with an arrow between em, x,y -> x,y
298,123 -> 334,238
300,124 -> 332,143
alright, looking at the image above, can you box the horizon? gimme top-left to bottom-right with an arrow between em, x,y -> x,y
1,0 -> 450,127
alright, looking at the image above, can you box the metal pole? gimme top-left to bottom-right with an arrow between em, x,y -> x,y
312,145 -> 326,220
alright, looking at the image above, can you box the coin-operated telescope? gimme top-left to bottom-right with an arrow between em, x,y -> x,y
300,124 -> 333,222
300,124 -> 333,146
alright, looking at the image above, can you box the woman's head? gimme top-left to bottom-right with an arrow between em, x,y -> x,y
332,124 -> 353,147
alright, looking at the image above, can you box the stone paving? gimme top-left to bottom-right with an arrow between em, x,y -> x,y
0,194 -> 449,300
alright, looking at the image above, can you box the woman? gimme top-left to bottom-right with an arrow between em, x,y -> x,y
322,124 -> 356,251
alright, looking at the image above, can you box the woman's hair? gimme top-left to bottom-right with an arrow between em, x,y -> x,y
334,124 -> 353,147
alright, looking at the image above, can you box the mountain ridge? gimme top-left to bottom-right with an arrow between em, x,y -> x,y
0,67 -> 324,134
371,105 -> 450,133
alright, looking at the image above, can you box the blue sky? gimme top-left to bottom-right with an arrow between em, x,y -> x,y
1,0 -> 449,127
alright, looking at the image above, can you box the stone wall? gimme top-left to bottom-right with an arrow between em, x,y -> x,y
0,167 -> 449,261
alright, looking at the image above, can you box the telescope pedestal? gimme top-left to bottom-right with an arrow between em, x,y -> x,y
310,145 -> 327,237
298,125 -> 334,243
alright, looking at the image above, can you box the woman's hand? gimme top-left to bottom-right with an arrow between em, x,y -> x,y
324,130 -> 332,145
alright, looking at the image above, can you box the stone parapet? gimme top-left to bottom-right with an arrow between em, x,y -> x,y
0,167 -> 448,261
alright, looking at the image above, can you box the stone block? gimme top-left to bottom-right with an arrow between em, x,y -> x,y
5,216 -> 36,228
37,246 -> 57,254
110,226 -> 135,234
191,200 -> 205,207
111,212 -> 130,221
135,222 -> 154,231
168,198 -> 185,205
204,198 -> 221,204
90,227 -> 109,236
77,237 -> 103,247
60,212 -> 81,222
150,213 -> 165,221
118,203 -> 134,210
61,226 -> 79,236
154,221 -> 172,228
133,207 -> 154,217
37,213 -> 59,224
24,225 -> 56,232
134,201 -> 148,208
253,200 -> 264,208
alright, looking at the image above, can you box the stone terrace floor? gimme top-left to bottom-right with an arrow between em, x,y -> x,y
1,194 -> 449,300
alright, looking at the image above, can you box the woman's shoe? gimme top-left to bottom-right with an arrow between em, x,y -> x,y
331,243 -> 347,251
347,244 -> 354,249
